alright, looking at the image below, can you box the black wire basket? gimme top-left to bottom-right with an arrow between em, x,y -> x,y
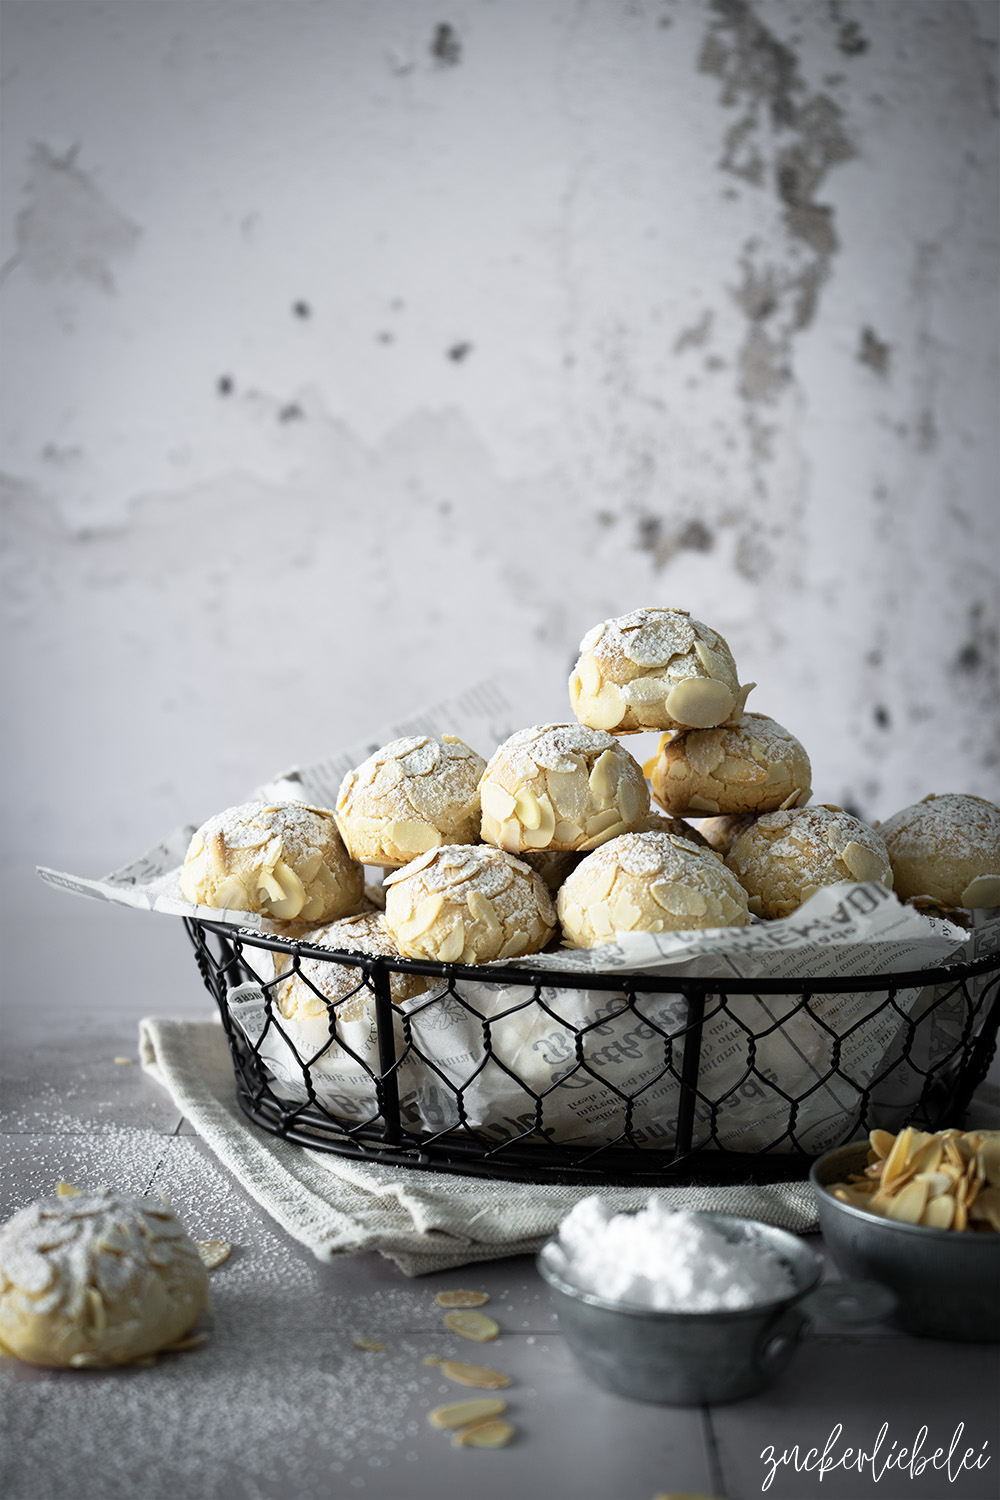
186,917 -> 1000,1186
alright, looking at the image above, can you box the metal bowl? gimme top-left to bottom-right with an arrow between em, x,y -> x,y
537,1211 -> 890,1405
811,1141 -> 1000,1342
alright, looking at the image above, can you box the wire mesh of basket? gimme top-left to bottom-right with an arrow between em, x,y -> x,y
186,918 -> 1000,1185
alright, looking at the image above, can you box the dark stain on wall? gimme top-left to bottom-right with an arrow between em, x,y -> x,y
447,341 -> 473,361
699,0 -> 856,420
14,142 -> 141,292
858,326 -> 890,374
431,23 -> 462,66
828,2 -> 869,57
954,603 -> 998,682
217,375 -> 234,396
634,512 -> 716,567
292,300 -> 311,318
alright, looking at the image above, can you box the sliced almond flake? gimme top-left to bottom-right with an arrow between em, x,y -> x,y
651,1493 -> 721,1500
428,1398 -> 507,1430
435,1290 -> 490,1309
55,1181 -> 81,1197
422,1355 -> 444,1366
196,1238 -> 233,1270
161,1332 -> 210,1353
443,1310 -> 499,1342
351,1336 -> 387,1352
451,1418 -> 516,1449
113,1057 -> 134,1065
440,1360 -> 511,1389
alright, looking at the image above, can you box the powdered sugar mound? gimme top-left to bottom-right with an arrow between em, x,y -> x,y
552,1196 -> 795,1310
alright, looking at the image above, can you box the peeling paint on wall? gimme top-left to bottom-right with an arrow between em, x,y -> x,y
700,0 -> 855,413
12,143 -> 140,292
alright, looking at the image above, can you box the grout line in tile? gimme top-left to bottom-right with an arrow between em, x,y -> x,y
701,1404 -> 728,1499
143,1135 -> 180,1197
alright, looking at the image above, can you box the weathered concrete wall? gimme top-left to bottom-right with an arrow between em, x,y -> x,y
2,0 -> 997,864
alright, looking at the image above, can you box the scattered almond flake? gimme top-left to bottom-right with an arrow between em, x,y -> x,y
351,1336 -> 387,1352
435,1290 -> 490,1309
195,1238 -> 233,1270
451,1418 -> 516,1448
160,1332 -> 210,1353
422,1355 -> 444,1365
652,1493 -> 721,1500
113,1056 -> 134,1065
652,1493 -> 722,1500
440,1360 -> 511,1389
55,1182 -> 81,1197
427,1398 -> 507,1430
442,1309 -> 499,1341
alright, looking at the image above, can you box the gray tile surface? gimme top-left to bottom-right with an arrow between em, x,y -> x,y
3,864 -> 999,1500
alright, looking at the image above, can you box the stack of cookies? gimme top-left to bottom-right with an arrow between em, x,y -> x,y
178,606 -> 1000,966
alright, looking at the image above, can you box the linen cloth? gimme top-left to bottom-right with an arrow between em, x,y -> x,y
140,1015 -> 824,1275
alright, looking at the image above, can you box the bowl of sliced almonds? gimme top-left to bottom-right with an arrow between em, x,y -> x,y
811,1127 -> 1000,1342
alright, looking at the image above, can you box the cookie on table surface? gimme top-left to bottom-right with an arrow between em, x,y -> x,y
725,804 -> 893,919
646,712 -> 811,818
179,800 -> 363,923
877,793 -> 1000,911
335,735 -> 487,868
0,1190 -> 208,1369
568,607 -> 753,733
383,844 -> 556,965
479,723 -> 649,855
557,831 -> 750,949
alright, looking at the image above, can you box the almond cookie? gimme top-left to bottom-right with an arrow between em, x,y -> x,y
725,804 -> 893,919
0,1191 -> 209,1368
383,845 -> 556,965
877,793 -> 1000,910
478,724 -> 650,855
568,607 -> 754,733
634,808 -> 711,849
645,713 -> 811,818
179,801 -> 364,922
557,831 -> 750,948
517,848 -> 584,891
273,911 -> 432,1022
697,811 -> 758,857
335,735 -> 487,868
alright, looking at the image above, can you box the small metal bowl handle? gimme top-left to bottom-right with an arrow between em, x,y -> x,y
801,1279 -> 898,1326
754,1305 -> 808,1382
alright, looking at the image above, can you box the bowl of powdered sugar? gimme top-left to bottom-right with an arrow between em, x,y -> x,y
538,1197 -> 890,1404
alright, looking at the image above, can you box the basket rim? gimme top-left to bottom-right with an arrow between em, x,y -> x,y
192,916 -> 1000,996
